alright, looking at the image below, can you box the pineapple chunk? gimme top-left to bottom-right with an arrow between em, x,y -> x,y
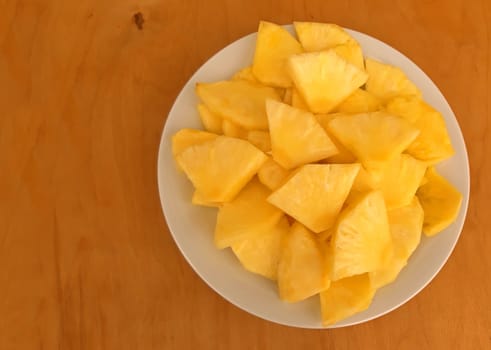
417,167 -> 463,236
191,191 -> 221,207
316,114 -> 357,163
288,50 -> 368,113
196,80 -> 281,130
232,216 -> 290,280
351,155 -> 427,209
294,22 -> 354,52
222,119 -> 248,139
257,157 -> 291,191
232,66 -> 258,83
215,178 -> 283,249
375,155 -> 427,209
334,88 -> 381,114
268,164 -> 360,233
331,191 -> 392,281
277,222 -> 330,302
365,58 -> 422,100
327,111 -> 420,165
291,88 -> 310,111
386,96 -> 454,164
267,99 -> 338,169
332,42 -> 365,71
197,104 -> 223,134
320,273 -> 375,326
370,197 -> 423,288
246,130 -> 271,153
252,21 -> 303,87
176,136 -> 267,202
171,128 -> 218,157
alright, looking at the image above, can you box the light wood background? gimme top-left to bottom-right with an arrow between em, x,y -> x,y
1,0 -> 490,349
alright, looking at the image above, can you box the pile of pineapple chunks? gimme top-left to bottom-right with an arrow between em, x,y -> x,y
172,21 -> 463,326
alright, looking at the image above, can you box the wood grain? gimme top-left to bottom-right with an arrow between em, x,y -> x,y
1,0 -> 490,349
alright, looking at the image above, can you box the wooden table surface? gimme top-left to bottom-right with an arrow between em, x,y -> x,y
1,0 -> 490,349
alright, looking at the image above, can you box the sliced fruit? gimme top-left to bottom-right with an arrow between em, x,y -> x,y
332,42 -> 364,71
176,136 -> 267,202
387,197 -> 424,258
288,50 -> 368,113
257,157 -> 291,191
252,21 -> 303,87
197,104 -> 223,134
320,273 -> 375,326
196,80 -> 281,130
294,22 -> 355,52
215,178 -> 283,249
268,164 -> 360,233
277,222 -> 330,302
316,113 -> 357,163
327,111 -> 420,165
351,155 -> 427,209
171,128 -> 218,157
232,66 -> 258,83
232,216 -> 290,280
246,130 -> 271,153
291,87 -> 310,111
267,99 -> 338,169
376,155 -> 427,209
370,197 -> 423,288
334,88 -> 381,114
365,58 -> 422,100
331,191 -> 392,281
222,119 -> 248,139
386,96 -> 454,164
191,191 -> 221,207
417,167 -> 463,236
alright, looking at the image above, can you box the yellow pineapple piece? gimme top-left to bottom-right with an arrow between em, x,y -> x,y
376,155 -> 427,209
386,96 -> 454,164
267,99 -> 338,169
222,119 -> 248,139
171,128 -> 218,157
232,66 -> 258,83
291,88 -> 310,111
294,22 -> 354,52
268,164 -> 360,233
327,111 -> 420,165
277,222 -> 330,302
370,197 -> 423,288
196,80 -> 281,130
252,21 -> 303,87
176,136 -> 267,202
320,273 -> 375,326
417,167 -> 463,236
334,88 -> 381,113
247,130 -> 272,153
257,157 -> 291,191
332,42 -> 365,71
288,50 -> 368,113
215,178 -> 283,249
197,104 -> 223,134
330,191 -> 392,281
365,58 -> 422,100
191,191 -> 221,207
316,114 -> 357,163
232,216 -> 290,280
351,155 -> 427,209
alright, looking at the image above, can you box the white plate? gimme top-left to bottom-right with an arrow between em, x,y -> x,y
157,26 -> 470,328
